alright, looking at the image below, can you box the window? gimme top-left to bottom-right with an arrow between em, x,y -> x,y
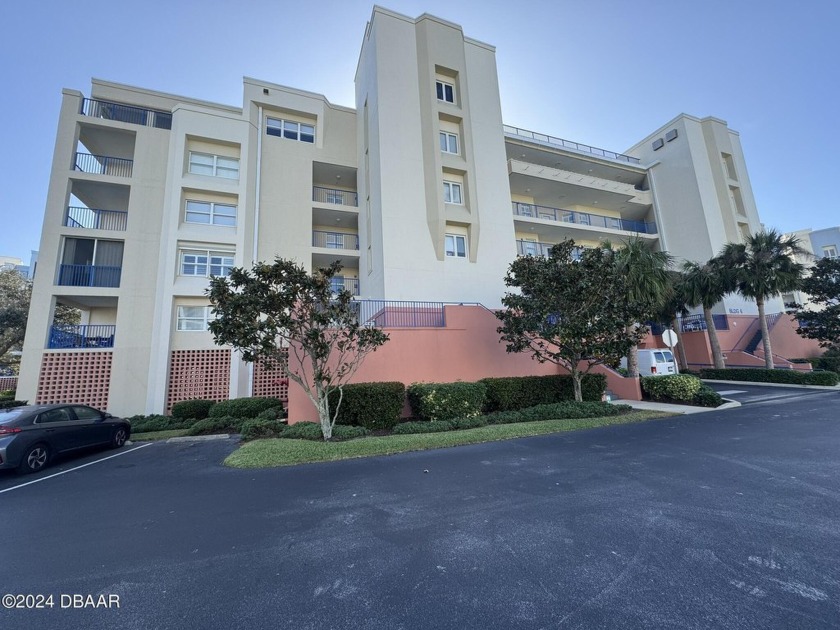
445,234 -> 467,258
180,249 -> 234,277
185,200 -> 237,227
188,152 -> 239,179
37,408 -> 73,424
823,246 -> 838,259
266,117 -> 315,143
439,132 -> 459,154
71,406 -> 103,421
443,181 -> 462,204
436,81 -> 455,104
177,306 -> 215,331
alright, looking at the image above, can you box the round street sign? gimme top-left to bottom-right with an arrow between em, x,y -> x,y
661,329 -> 678,348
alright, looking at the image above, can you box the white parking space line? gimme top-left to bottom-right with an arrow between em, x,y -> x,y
715,390 -> 748,395
0,443 -> 153,495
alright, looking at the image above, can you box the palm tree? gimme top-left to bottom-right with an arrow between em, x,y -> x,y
719,230 -> 806,369
681,259 -> 731,370
655,270 -> 691,371
612,237 -> 672,377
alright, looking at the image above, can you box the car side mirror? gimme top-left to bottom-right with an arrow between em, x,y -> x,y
104,413 -> 113,419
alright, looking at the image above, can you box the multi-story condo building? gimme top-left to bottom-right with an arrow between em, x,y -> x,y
18,7 -> 786,416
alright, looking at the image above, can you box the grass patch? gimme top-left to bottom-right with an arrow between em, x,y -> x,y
224,410 -> 673,468
130,429 -> 190,441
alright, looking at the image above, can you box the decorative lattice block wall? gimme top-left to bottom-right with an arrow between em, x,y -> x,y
0,377 -> 18,392
252,350 -> 289,402
36,351 -> 112,410
166,349 -> 231,412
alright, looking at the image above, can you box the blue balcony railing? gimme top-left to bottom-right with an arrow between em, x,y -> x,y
74,152 -> 133,178
48,324 -> 115,349
313,186 -> 358,207
679,314 -> 729,333
354,300 -> 446,328
331,276 -> 360,296
312,230 -> 360,250
516,240 -> 555,257
65,206 -> 128,231
513,202 -> 656,234
57,264 -> 121,288
503,125 -> 641,164
80,97 -> 172,130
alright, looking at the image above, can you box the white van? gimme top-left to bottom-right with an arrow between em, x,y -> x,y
621,349 -> 677,376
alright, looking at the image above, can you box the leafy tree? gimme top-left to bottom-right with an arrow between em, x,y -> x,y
719,230 -> 806,369
611,237 -> 672,377
207,258 -> 389,440
680,259 -> 731,370
497,240 -> 650,401
793,256 -> 840,348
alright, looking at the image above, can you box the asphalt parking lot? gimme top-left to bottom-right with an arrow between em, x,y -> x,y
2,390 -> 839,629
706,382 -> 838,405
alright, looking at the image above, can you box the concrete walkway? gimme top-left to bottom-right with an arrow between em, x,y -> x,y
611,398 -> 741,414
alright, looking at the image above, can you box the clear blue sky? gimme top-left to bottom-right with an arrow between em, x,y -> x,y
1,0 -> 837,262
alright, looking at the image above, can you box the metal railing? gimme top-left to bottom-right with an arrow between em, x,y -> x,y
48,324 -> 115,349
512,203 -> 656,234
57,264 -> 121,288
80,97 -> 172,130
516,240 -> 554,257
74,152 -> 133,178
64,206 -> 128,231
312,230 -> 360,250
503,124 -> 641,164
354,300 -> 446,328
313,186 -> 358,207
331,277 -> 360,296
678,314 -> 729,333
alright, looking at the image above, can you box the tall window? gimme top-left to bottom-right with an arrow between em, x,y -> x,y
439,132 -> 459,154
266,117 -> 315,143
188,152 -> 239,179
436,81 -> 455,104
185,201 -> 237,227
445,234 -> 466,258
177,306 -> 215,331
443,181 -> 462,204
180,249 -> 234,277
823,245 -> 838,259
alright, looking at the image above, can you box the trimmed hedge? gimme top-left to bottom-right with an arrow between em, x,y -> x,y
811,355 -> 840,373
241,418 -> 286,441
700,368 -> 839,386
332,425 -> 369,441
187,416 -> 247,436
480,374 -> 607,412
0,390 -> 15,400
0,400 -> 27,410
392,420 -> 454,435
483,401 -> 629,425
281,422 -> 323,440
127,414 -> 196,433
256,406 -> 287,421
407,382 -> 487,422
328,382 -> 405,431
641,375 -> 703,402
693,385 -> 723,408
171,399 -> 216,421
208,397 -> 285,419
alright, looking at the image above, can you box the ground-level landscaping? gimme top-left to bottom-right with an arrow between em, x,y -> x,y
224,409 -> 673,468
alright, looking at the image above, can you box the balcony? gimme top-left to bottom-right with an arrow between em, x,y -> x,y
516,240 -> 554,257
80,98 -> 172,130
512,202 -> 656,234
57,264 -> 121,288
48,324 -> 115,349
354,300 -> 446,328
65,206 -> 128,231
313,186 -> 358,207
312,230 -> 360,250
503,125 -> 640,164
74,152 -> 133,178
331,276 -> 360,296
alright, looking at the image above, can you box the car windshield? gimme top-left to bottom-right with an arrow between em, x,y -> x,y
0,409 -> 27,424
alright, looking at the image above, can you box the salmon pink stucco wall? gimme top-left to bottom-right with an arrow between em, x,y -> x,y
287,305 -> 642,423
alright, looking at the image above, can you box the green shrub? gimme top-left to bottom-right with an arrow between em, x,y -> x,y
171,399 -> 216,421
0,390 -> 15,400
449,416 -> 488,430
407,382 -> 486,421
240,418 -> 286,441
480,374 -> 607,411
126,414 -> 195,433
280,421 -> 324,440
331,425 -> 369,440
811,355 -> 840,373
187,416 -> 247,436
327,382 -> 405,431
392,420 -> 454,434
0,400 -> 27,410
256,406 -> 287,421
484,401 -> 628,424
641,375 -> 703,402
692,386 -> 723,408
699,368 -> 839,386
208,397 -> 285,419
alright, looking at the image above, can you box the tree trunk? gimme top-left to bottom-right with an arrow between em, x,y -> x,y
572,370 -> 583,402
758,297 -> 774,370
627,328 -> 640,378
316,385 -> 333,440
672,316 -> 688,372
704,307 -> 726,370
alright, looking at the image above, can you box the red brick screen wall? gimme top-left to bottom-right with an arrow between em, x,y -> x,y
166,349 -> 231,413
252,351 -> 289,402
36,351 -> 112,410
0,377 -> 18,392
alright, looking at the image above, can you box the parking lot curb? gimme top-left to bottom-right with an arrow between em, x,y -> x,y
702,379 -> 840,391
166,434 -> 232,443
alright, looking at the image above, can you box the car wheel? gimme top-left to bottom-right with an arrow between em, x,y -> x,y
18,443 -> 50,474
111,427 -> 128,449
